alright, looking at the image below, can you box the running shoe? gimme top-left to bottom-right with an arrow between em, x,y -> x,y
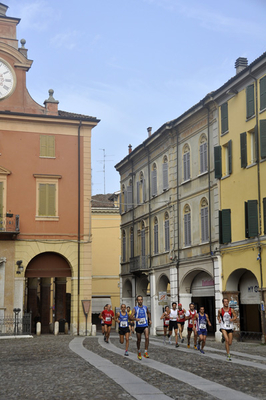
124,351 -> 129,356
106,340 -> 109,344
227,354 -> 232,361
194,345 -> 197,350
221,335 -> 225,343
129,336 -> 132,340
137,352 -> 142,360
197,342 -> 200,350
104,336 -> 106,342
169,339 -> 172,345
143,352 -> 149,358
200,349 -> 205,354
175,343 -> 179,348
181,338 -> 184,343
187,344 -> 190,348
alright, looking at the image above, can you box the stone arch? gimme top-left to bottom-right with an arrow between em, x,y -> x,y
157,273 -> 170,293
25,252 -> 72,277
136,275 -> 149,297
122,279 -> 132,298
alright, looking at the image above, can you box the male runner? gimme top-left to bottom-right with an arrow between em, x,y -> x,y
127,305 -> 134,338
100,304 -> 108,337
99,304 -> 114,343
195,306 -> 211,354
185,302 -> 197,349
177,303 -> 186,343
160,306 -> 170,344
168,302 -> 179,347
115,303 -> 130,356
217,298 -> 237,361
131,295 -> 151,360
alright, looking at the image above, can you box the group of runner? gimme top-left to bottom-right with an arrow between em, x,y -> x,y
99,296 -> 236,361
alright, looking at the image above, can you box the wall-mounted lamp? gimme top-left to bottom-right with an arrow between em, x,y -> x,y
16,260 -> 23,274
226,88 -> 238,96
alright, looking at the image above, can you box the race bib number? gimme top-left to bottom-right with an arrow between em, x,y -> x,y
189,319 -> 195,325
106,317 -> 111,321
120,321 -> 128,327
138,318 -> 146,325
199,323 -> 206,329
165,320 -> 169,325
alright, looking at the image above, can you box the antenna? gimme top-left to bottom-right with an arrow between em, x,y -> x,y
97,149 -> 113,194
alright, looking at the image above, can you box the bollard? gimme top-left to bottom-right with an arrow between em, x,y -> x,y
91,324 -> 96,336
64,322 -> 68,334
54,321 -> 59,336
36,321 -> 41,336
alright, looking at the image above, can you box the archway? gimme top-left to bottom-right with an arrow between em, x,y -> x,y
25,252 -> 72,334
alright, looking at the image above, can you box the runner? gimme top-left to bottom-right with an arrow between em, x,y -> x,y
131,295 -> 151,360
160,306 -> 170,344
217,297 -> 237,361
115,304 -> 130,356
177,303 -> 186,343
168,302 -> 179,347
100,304 -> 108,338
99,303 -> 114,343
127,306 -> 134,338
195,306 -> 211,354
185,302 -> 197,349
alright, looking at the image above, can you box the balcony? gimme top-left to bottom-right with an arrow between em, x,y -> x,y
130,255 -> 150,274
0,214 -> 20,239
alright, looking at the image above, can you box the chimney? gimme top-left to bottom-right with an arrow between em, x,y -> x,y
235,57 -> 248,74
128,144 -> 132,154
147,127 -> 152,137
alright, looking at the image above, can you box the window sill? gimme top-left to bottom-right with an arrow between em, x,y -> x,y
183,244 -> 192,249
221,130 -> 229,137
35,216 -> 59,221
259,107 -> 266,114
221,174 -> 230,180
246,162 -> 257,169
246,114 -> 255,122
260,158 -> 266,163
181,179 -> 191,185
39,156 -> 56,159
198,171 -> 208,178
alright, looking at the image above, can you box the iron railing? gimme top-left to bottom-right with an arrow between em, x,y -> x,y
0,310 -> 31,336
238,331 -> 262,342
0,214 -> 20,232
130,255 -> 149,273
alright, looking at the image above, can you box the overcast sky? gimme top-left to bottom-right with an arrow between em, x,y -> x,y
7,0 -> 266,195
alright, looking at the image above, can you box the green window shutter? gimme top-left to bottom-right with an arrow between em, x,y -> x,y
0,182 -> 3,219
263,198 -> 266,234
40,135 -> 47,157
39,184 -> 47,215
221,103 -> 228,134
246,84 -> 255,119
260,76 -> 266,111
228,140 -> 232,174
214,146 -> 222,179
219,209 -> 231,244
260,119 -> 266,159
48,184 -> 56,216
47,136 -> 55,157
240,132 -> 247,168
245,200 -> 258,238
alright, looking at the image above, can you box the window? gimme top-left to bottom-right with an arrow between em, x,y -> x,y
240,132 -> 247,168
184,204 -> 191,247
154,217 -> 158,254
183,144 -> 190,181
219,209 -> 231,244
246,84 -> 255,119
199,135 -> 208,174
121,184 -> 126,213
260,119 -> 266,159
40,135 -> 55,157
263,198 -> 266,235
162,156 -> 168,190
127,179 -> 133,209
151,163 -> 157,196
122,230 -> 126,262
249,129 -> 257,165
214,140 -> 232,179
137,171 -> 145,204
221,102 -> 228,134
260,76 -> 266,111
245,200 -> 258,238
164,212 -> 170,252
35,175 -> 60,220
141,221 -> 146,266
200,198 -> 209,243
130,227 -> 134,258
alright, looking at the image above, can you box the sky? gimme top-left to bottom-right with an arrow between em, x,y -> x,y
6,0 -> 266,195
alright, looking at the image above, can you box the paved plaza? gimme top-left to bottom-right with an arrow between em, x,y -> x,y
0,332 -> 266,399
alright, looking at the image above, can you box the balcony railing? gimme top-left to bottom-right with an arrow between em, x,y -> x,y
0,214 -> 20,234
130,255 -> 149,273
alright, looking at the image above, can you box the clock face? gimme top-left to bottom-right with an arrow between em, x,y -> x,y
0,60 -> 15,100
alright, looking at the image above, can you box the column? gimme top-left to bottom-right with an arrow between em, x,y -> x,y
40,278 -> 51,334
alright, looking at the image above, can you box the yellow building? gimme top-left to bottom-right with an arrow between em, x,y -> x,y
91,193 -> 121,328
214,55 -> 266,340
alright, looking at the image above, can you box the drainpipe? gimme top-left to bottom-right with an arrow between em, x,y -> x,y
249,68 -> 265,342
146,145 -> 152,270
77,120 -> 82,335
176,128 -> 180,303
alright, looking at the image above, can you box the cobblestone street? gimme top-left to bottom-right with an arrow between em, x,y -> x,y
1,333 -> 266,399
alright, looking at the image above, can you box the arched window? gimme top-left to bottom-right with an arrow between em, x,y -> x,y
164,212 -> 170,252
154,217 -> 159,254
151,163 -> 157,197
183,144 -> 190,182
130,227 -> 134,259
121,184 -> 126,213
137,171 -> 145,204
184,204 -> 191,247
127,179 -> 133,209
163,155 -> 168,191
122,230 -> 126,262
199,134 -> 208,174
200,198 -> 209,242
141,220 -> 146,266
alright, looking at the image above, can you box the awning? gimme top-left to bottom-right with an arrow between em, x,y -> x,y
91,297 -> 111,313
